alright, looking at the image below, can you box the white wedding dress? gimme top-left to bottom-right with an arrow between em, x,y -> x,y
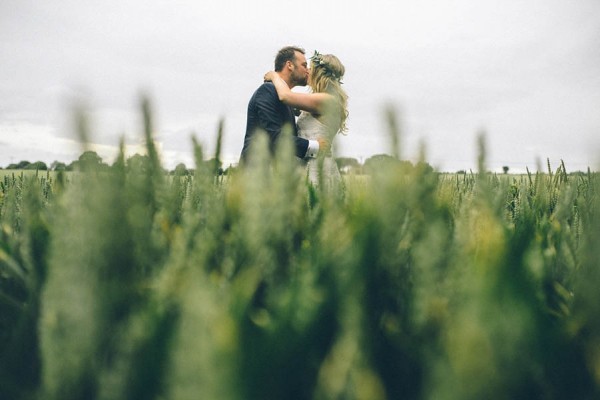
297,111 -> 343,192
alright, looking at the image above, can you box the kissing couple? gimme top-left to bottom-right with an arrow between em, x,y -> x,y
240,46 -> 348,192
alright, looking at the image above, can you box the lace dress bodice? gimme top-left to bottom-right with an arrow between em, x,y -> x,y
297,111 -> 334,141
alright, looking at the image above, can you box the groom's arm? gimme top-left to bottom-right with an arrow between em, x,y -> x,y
255,84 -> 322,158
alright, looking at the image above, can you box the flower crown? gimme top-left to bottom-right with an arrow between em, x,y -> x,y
310,50 -> 343,83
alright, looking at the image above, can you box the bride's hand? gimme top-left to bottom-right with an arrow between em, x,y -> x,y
263,71 -> 277,82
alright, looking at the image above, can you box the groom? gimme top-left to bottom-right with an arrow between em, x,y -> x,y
239,46 -> 329,164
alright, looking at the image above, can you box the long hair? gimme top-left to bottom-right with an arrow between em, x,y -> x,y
310,53 -> 349,134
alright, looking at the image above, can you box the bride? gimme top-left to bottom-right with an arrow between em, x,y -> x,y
264,51 -> 348,192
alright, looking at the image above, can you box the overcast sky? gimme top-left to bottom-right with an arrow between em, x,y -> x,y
1,0 -> 599,172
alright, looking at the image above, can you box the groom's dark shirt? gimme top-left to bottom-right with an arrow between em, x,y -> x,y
240,82 -> 309,163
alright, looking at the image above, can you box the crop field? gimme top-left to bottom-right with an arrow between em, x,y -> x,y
1,105 -> 599,400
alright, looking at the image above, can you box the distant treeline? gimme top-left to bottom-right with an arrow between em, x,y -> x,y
1,151 -> 226,176
2,151 -> 435,176
2,151 -> 108,172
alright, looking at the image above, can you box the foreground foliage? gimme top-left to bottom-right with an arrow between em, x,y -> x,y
1,102 -> 599,399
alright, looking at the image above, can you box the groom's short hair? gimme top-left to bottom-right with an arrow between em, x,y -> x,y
274,46 -> 305,72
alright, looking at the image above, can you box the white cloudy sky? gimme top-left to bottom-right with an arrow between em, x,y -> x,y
1,0 -> 599,172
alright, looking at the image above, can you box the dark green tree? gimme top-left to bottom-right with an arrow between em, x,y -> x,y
172,163 -> 189,176
25,162 -> 48,171
50,162 -> 67,171
7,161 -> 31,170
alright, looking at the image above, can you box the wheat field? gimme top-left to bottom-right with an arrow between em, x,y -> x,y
1,101 -> 599,400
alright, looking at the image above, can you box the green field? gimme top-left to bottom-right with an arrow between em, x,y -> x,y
0,170 -> 54,179
1,106 -> 599,400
